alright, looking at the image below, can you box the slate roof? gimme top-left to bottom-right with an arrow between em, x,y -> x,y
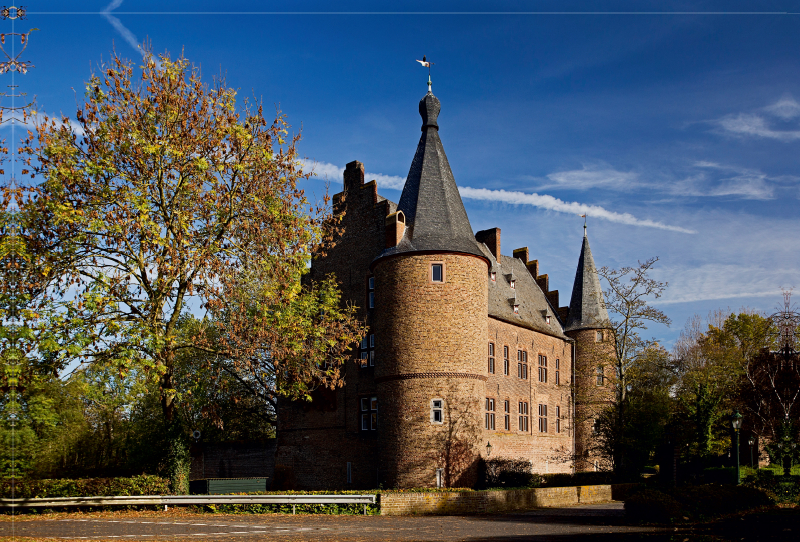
373,90 -> 487,264
565,230 -> 611,331
479,244 -> 570,340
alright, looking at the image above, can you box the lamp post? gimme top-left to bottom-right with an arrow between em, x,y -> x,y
748,438 -> 755,470
486,441 -> 493,457
730,410 -> 743,484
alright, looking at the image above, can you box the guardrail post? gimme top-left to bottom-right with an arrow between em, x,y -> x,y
292,504 -> 296,515
363,503 -> 367,515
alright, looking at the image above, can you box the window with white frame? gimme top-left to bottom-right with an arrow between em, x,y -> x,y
538,404 -> 548,433
504,400 -> 510,430
360,333 -> 375,367
488,343 -> 495,374
518,401 -> 529,432
555,405 -> 561,433
538,354 -> 548,383
517,350 -> 528,379
555,359 -> 560,385
596,365 -> 604,386
431,399 -> 444,424
485,398 -> 495,430
431,263 -> 444,283
596,330 -> 603,342
490,271 -> 496,282
367,276 -> 375,309
360,396 -> 378,431
503,346 -> 509,375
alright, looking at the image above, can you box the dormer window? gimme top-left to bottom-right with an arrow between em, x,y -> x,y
513,304 -> 520,314
509,279 -> 516,289
546,315 -> 551,325
490,272 -> 496,282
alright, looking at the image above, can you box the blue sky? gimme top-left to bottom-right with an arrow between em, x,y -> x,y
8,0 -> 800,349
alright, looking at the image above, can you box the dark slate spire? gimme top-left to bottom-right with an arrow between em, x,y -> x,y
374,90 -> 487,263
565,230 -> 610,331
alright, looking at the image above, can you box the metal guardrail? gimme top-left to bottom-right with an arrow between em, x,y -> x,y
0,494 -> 378,514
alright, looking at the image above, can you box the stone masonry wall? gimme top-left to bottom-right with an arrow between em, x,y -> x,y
374,253 -> 488,488
485,318 -> 574,474
567,328 -> 616,472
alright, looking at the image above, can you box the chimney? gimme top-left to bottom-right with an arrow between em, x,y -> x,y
536,273 -> 549,292
513,247 -> 529,264
475,228 -> 501,263
526,259 -> 539,278
343,161 -> 364,192
385,211 -> 406,248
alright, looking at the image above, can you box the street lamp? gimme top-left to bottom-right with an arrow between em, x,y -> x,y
486,441 -> 493,457
748,437 -> 755,470
730,410 -> 743,484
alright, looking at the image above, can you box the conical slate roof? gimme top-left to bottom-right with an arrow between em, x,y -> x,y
565,229 -> 610,331
374,90 -> 487,263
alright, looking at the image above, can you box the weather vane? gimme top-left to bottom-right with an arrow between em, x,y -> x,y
416,55 -> 434,92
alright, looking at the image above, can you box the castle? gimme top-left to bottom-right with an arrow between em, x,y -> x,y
274,86 -> 615,490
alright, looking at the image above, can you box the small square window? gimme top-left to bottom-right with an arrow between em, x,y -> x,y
510,279 -> 516,289
431,399 -> 443,424
490,272 -> 496,282
596,330 -> 603,342
513,304 -> 519,314
432,263 -> 444,282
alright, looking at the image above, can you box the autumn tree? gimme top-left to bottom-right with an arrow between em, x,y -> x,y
20,50 -> 365,437
595,257 -> 671,477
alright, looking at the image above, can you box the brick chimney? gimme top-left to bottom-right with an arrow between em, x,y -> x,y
385,211 -> 406,248
475,228 -> 501,263
343,160 -> 364,192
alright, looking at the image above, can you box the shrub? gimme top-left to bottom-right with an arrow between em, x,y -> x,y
625,489 -> 684,523
702,467 -> 736,484
485,458 -> 535,488
539,471 -> 615,487
672,484 -> 771,519
0,475 -> 171,499
744,470 -> 800,504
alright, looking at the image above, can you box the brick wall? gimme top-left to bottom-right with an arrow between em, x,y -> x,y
379,484 -> 624,515
374,252 -> 488,488
567,328 -> 616,471
190,440 -> 276,481
485,318 -> 574,474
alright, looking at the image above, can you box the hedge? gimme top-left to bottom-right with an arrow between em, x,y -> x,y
0,475 -> 171,499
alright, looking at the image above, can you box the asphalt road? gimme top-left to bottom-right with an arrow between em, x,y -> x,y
0,503 -> 676,541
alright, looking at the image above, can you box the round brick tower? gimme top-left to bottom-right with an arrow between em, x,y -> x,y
565,226 -> 615,472
371,88 -> 489,489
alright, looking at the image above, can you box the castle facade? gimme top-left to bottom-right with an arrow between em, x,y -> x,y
274,88 -> 614,489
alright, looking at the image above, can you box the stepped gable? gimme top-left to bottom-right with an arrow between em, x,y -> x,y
565,228 -> 610,331
373,90 -> 487,264
478,243 -> 569,339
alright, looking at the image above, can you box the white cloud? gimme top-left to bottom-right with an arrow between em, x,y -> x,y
652,263 -> 790,305
541,165 -> 639,191
102,0 -> 160,66
457,186 -> 696,234
763,95 -> 800,121
300,159 -> 406,190
712,97 -> 800,142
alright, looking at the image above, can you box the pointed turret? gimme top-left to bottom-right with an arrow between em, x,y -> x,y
373,90 -> 486,264
565,228 -> 610,331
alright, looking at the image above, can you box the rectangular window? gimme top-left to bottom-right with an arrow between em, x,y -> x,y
596,330 -> 603,342
555,359 -> 560,385
490,271 -> 496,282
504,400 -> 510,430
431,399 -> 443,424
360,397 -> 378,431
488,343 -> 495,374
555,406 -> 561,433
503,346 -> 509,375
538,404 -> 548,433
596,366 -> 604,386
360,333 -> 376,368
518,401 -> 529,432
367,276 -> 375,309
485,398 -> 495,430
510,279 -> 516,289
431,263 -> 444,283
538,355 -> 548,383
517,350 -> 528,379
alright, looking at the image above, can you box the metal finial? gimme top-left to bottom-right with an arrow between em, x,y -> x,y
428,74 -> 432,93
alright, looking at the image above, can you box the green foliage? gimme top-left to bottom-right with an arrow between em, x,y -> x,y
201,502 -> 378,515
165,436 -> 190,495
0,475 -> 170,498
744,470 -> 800,504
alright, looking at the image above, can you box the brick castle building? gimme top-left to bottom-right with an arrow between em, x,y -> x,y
274,86 -> 615,489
